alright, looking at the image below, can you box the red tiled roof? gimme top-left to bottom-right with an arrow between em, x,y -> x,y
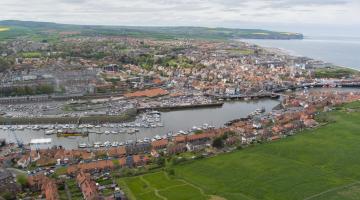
174,135 -> 186,143
119,158 -> 126,166
151,139 -> 168,149
67,160 -> 115,174
187,133 -> 214,141
108,147 -> 126,157
76,171 -> 99,200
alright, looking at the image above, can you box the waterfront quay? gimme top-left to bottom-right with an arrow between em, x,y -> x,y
0,98 -> 279,149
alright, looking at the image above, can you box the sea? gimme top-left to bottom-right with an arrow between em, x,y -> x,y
241,35 -> 360,71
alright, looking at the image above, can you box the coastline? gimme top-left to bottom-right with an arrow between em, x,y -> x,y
239,39 -> 360,72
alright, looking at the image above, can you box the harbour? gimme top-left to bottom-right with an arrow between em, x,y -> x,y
0,99 -> 279,149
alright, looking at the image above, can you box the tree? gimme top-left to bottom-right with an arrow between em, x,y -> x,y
0,57 -> 11,73
16,174 -> 29,189
156,157 -> 165,166
112,159 -> 120,169
1,191 -> 15,200
36,84 -> 54,94
165,168 -> 175,176
212,137 -> 224,149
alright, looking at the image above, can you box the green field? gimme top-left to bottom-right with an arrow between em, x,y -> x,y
0,27 -> 10,32
0,20 -> 303,41
21,51 -> 42,58
315,67 -> 359,79
119,101 -> 360,200
118,172 -> 208,200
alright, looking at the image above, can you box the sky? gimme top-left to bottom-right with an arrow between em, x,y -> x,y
1,0 -> 360,36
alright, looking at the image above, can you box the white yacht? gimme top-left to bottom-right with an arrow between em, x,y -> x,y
78,143 -> 88,148
45,130 -> 55,135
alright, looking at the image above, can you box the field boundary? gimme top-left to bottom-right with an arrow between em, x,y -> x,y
176,175 -> 255,200
139,175 -> 168,200
303,180 -> 360,200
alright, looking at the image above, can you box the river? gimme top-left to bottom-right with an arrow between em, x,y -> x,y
241,35 -> 360,71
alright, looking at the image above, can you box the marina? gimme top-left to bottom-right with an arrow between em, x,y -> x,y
0,99 -> 279,149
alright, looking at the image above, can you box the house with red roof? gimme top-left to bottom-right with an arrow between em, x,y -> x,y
76,171 -> 101,200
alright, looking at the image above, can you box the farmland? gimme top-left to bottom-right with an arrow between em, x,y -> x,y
0,27 -> 10,32
119,101 -> 360,200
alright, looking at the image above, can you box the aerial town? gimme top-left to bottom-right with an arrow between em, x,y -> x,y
0,32 -> 360,200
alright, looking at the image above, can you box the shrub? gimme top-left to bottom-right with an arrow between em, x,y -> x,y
212,137 -> 224,148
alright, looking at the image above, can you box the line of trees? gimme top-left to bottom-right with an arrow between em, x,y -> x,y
0,84 -> 54,97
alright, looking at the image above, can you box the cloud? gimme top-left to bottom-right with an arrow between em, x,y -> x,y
0,0 -> 359,32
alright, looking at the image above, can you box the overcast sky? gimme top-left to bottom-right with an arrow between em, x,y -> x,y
1,0 -> 360,35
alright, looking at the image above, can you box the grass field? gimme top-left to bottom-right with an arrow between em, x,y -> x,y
119,101 -> 360,200
315,67 -> 359,79
117,172 -> 208,200
21,51 -> 42,58
0,27 -> 10,32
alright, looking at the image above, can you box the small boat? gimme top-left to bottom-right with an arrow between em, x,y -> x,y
126,140 -> 134,145
149,111 -> 161,115
255,107 -> 266,114
127,128 -> 136,134
78,143 -> 88,148
202,123 -> 209,129
143,137 -> 150,143
45,130 -> 55,135
105,131 -> 110,135
57,130 -> 89,137
104,141 -> 111,147
118,129 -> 126,134
111,142 -> 119,147
93,142 -> 101,148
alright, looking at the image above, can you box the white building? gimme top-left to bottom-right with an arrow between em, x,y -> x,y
29,138 -> 53,150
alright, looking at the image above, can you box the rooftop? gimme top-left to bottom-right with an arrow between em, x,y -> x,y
30,138 -> 52,144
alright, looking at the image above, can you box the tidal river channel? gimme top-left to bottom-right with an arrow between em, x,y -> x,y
0,99 -> 279,149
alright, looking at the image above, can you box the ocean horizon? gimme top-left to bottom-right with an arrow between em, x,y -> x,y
241,35 -> 360,71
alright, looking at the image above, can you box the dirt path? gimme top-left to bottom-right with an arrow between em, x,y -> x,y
178,178 -> 207,196
139,175 -> 168,200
